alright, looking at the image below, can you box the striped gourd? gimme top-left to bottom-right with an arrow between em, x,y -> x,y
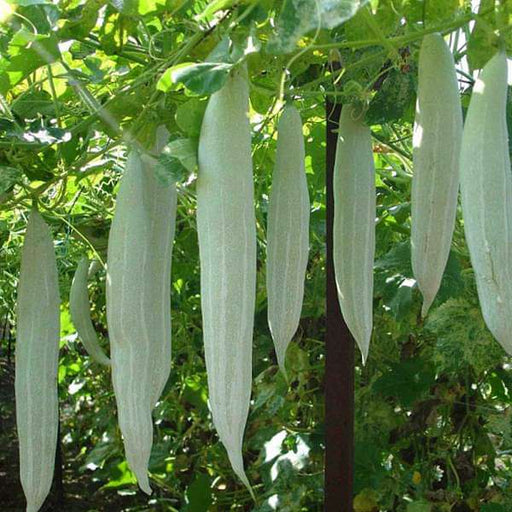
411,33 -> 463,317
459,51 -> 512,354
106,144 -> 177,494
266,104 -> 310,375
70,257 -> 110,366
196,67 -> 256,492
333,104 -> 376,363
15,209 -> 60,512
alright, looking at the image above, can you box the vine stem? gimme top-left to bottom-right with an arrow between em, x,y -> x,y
310,7 -> 495,51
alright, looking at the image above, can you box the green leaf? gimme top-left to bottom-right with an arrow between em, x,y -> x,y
482,503 -> 508,512
11,90 -> 55,119
467,0 -> 498,71
0,166 -> 20,193
109,0 -> 139,16
406,502 -> 432,512
175,98 -> 207,137
155,138 -> 197,184
196,0 -> 238,19
157,62 -> 233,95
373,359 -> 436,407
7,0 -> 52,5
366,66 -> 417,125
100,460 -> 137,489
268,0 -> 369,54
185,473 -> 212,512
0,35 -> 60,94
388,278 -> 415,321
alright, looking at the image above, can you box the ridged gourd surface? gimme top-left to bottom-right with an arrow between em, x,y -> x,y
196,68 -> 256,492
106,146 -> 177,494
333,104 -> 376,363
70,257 -> 110,366
459,51 -> 512,354
267,104 -> 310,375
411,33 -> 463,317
15,210 -> 60,512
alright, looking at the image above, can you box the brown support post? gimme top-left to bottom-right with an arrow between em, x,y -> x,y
325,98 -> 355,512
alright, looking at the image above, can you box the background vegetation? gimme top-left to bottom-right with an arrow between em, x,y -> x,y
0,0 -> 512,510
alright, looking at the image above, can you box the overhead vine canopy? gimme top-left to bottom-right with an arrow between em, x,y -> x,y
1,0 -> 512,511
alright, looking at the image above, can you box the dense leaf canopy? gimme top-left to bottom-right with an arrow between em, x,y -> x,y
0,0 -> 512,510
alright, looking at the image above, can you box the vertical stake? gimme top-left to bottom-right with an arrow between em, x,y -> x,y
325,97 -> 355,511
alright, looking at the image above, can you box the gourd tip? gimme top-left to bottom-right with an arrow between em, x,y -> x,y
241,474 -> 257,503
360,346 -> 369,366
137,475 -> 152,495
276,352 -> 289,382
421,298 -> 433,319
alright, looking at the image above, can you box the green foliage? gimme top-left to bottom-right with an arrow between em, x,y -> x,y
268,0 -> 369,53
0,0 -> 511,510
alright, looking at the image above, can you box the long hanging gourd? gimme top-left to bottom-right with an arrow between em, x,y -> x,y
16,210 -> 60,512
411,33 -> 463,317
266,104 -> 310,375
333,105 -> 376,364
106,140 -> 177,494
70,257 -> 110,366
196,67 -> 256,492
459,51 -> 512,354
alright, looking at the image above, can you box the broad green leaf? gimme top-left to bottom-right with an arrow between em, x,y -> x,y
482,503 -> 508,512
11,90 -> 55,118
59,0 -> 106,39
366,66 -> 417,125
7,0 -> 52,5
403,0 -> 460,23
467,0 -> 498,71
373,359 -> 435,407
185,473 -> 212,512
0,35 -> 60,94
157,61 -> 232,95
101,461 -> 138,489
155,138 -> 197,184
406,502 -> 432,512
175,98 -> 207,137
109,0 -> 139,16
0,166 -> 20,193
196,0 -> 238,19
268,0 -> 369,54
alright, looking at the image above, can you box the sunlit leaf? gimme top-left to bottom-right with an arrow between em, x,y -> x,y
268,0 -> 369,53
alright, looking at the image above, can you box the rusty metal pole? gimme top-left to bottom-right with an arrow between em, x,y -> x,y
325,97 -> 355,512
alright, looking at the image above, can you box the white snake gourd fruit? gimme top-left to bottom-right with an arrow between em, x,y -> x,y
267,104 -> 310,375
196,68 -> 256,492
106,144 -> 177,494
333,105 -> 376,363
411,33 -> 463,317
16,210 -> 60,512
70,257 -> 111,365
459,51 -> 512,354
87,258 -> 102,278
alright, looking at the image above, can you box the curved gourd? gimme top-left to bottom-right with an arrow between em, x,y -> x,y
87,258 -> 102,279
106,145 -> 177,494
70,257 -> 110,366
266,104 -> 310,375
411,33 -> 463,317
333,104 -> 376,364
459,51 -> 512,354
15,210 -> 60,512
196,67 -> 256,493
